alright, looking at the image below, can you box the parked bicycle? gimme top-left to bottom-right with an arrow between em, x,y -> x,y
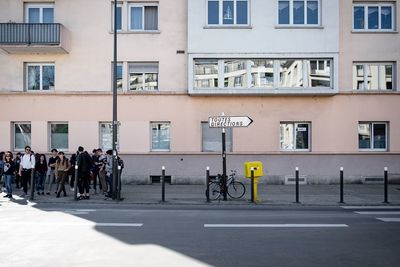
207,170 -> 246,200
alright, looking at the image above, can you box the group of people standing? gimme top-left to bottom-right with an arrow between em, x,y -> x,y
0,146 -> 123,200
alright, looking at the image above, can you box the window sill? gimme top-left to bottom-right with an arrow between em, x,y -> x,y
203,25 -> 252,29
280,150 -> 311,152
275,25 -> 324,29
349,90 -> 398,94
359,149 -> 388,152
351,30 -> 398,34
190,88 -> 337,96
109,30 -> 161,34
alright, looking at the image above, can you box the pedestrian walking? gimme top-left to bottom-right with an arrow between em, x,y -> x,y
3,152 -> 15,198
46,149 -> 59,195
55,152 -> 70,198
35,154 -> 48,195
77,146 -> 92,200
18,146 -> 35,197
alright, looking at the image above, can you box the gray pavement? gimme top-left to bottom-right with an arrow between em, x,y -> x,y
2,183 -> 400,206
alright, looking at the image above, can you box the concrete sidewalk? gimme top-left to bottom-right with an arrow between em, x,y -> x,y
2,184 -> 400,206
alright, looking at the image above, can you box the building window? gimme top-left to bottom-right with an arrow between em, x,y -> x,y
112,3 -> 123,31
280,122 -> 310,151
128,62 -> 158,91
194,60 -> 219,88
201,122 -> 233,152
207,0 -> 249,25
278,0 -> 319,25
352,63 -> 394,90
353,4 -> 394,31
13,123 -> 31,151
25,4 -> 54,23
26,63 -> 55,91
49,122 -> 68,151
359,122 -> 387,150
100,122 -> 120,151
112,63 -> 123,90
193,58 -> 333,90
129,4 -> 158,31
151,122 -> 170,151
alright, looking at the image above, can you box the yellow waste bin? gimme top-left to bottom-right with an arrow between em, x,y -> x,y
244,161 -> 263,203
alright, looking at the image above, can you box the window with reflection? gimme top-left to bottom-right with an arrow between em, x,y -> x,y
359,122 -> 387,150
279,60 -> 303,88
307,60 -> 331,87
13,123 -> 31,150
353,63 -> 394,91
26,63 -> 55,91
129,62 -> 158,91
224,60 -> 247,88
194,60 -> 219,88
353,4 -> 394,31
151,122 -> 170,151
207,0 -> 249,25
280,122 -> 310,151
250,59 -> 274,88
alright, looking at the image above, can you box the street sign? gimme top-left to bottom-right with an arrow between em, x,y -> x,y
208,116 -> 253,128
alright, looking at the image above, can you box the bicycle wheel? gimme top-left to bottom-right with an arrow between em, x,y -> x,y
227,181 -> 245,199
207,181 -> 221,200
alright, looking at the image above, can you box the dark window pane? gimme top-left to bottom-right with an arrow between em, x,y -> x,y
358,124 -> 371,149
307,1 -> 318,24
293,1 -> 305,24
354,6 -> 364,29
28,8 -> 40,23
144,6 -> 158,30
237,1 -> 248,24
295,124 -> 309,149
381,6 -> 392,29
117,65 -> 123,90
116,6 -> 122,30
373,124 -> 386,149
368,6 -> 379,29
42,65 -> 54,90
43,8 -> 54,23
384,65 -> 393,90
208,1 -> 219,24
51,124 -> 68,150
223,1 -> 234,24
278,1 -> 290,24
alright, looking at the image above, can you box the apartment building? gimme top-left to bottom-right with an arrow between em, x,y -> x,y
0,0 -> 399,184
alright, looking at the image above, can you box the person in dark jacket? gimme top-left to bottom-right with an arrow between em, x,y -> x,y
77,146 -> 92,200
14,153 -> 22,189
35,154 -> 48,195
3,151 -> 16,198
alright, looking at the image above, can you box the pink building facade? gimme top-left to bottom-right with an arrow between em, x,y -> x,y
0,0 -> 399,183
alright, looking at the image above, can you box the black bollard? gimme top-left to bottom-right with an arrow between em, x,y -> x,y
29,167 -> 35,201
206,167 -> 210,202
384,167 -> 389,203
339,167 -> 344,203
251,168 -> 255,203
295,167 -> 300,203
161,166 -> 165,202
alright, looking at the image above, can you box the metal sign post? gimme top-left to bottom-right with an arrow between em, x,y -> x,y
222,127 -> 227,201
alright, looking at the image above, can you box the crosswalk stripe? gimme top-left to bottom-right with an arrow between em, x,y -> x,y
204,224 -> 349,228
341,206 -> 400,209
376,218 -> 400,222
355,211 -> 400,215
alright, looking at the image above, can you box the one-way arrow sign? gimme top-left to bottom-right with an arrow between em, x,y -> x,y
208,116 -> 254,128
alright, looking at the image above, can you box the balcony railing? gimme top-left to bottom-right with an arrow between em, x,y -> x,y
0,23 -> 69,53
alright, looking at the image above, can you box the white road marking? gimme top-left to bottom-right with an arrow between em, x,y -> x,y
0,222 -> 143,227
341,206 -> 400,209
355,211 -> 400,215
376,218 -> 400,222
204,224 -> 349,228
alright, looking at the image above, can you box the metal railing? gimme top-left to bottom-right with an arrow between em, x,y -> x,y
0,23 -> 61,45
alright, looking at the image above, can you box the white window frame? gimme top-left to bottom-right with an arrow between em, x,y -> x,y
99,122 -> 120,151
112,3 -> 123,31
194,58 -> 333,90
353,62 -> 395,91
352,3 -> 395,31
12,122 -> 31,151
128,3 -> 159,31
25,63 -> 55,91
280,122 -> 311,152
358,122 -> 388,151
150,122 -> 171,152
25,3 -> 54,23
277,0 -> 321,26
128,62 -> 159,91
206,0 -> 250,26
48,122 -> 69,152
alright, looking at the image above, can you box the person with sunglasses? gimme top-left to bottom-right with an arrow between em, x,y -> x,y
18,146 -> 35,197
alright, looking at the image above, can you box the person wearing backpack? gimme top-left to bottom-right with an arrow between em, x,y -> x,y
18,146 -> 35,197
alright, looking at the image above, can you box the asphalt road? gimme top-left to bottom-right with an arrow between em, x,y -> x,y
0,201 -> 399,267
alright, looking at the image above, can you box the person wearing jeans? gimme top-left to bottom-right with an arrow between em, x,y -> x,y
3,152 -> 15,198
46,149 -> 59,195
35,154 -> 48,195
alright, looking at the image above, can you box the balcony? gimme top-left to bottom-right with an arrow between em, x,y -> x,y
0,23 -> 70,54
